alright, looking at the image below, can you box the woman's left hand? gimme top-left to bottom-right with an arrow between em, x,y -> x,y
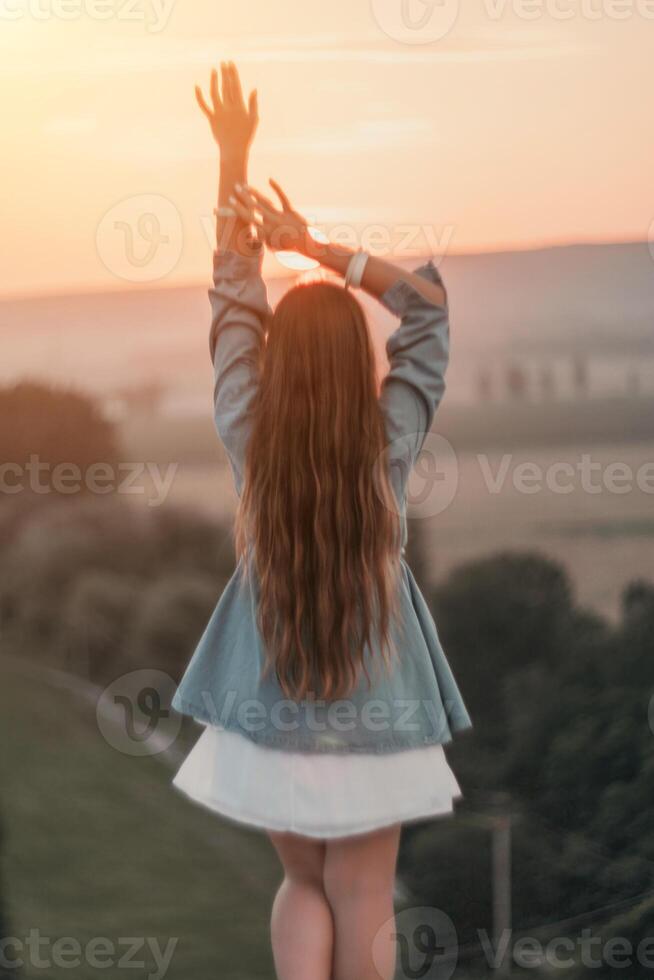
196,62 -> 258,160
230,181 -> 309,253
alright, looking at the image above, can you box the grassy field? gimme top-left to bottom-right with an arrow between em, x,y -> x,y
0,655 -> 280,979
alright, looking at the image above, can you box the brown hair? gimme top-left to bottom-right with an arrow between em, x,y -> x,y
235,279 -> 401,700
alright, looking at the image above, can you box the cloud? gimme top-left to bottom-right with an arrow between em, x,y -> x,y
260,118 -> 444,156
0,32 -> 591,76
44,115 -> 442,165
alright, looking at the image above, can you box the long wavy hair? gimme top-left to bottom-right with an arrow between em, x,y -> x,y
235,279 -> 401,701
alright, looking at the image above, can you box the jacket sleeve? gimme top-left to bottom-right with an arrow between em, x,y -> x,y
378,261 -> 450,486
209,246 -> 271,494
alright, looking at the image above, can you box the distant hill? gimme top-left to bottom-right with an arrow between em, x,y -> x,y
2,240 -> 653,407
437,240 -> 654,357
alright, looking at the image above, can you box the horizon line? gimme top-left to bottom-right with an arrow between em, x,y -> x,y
1,233 -> 649,305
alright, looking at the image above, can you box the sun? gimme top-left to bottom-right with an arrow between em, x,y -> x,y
274,226 -> 329,271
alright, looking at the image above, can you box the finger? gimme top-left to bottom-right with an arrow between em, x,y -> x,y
195,86 -> 213,121
233,184 -> 275,221
248,89 -> 259,127
221,62 -> 233,106
228,196 -> 257,224
269,179 -> 293,212
210,68 -> 221,111
230,185 -> 258,213
245,186 -> 279,216
232,184 -> 261,212
229,198 -> 265,236
230,62 -> 245,108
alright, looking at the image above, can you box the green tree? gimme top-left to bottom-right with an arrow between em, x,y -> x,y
401,559 -> 654,958
431,551 -> 576,747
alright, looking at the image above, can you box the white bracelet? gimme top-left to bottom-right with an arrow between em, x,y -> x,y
344,250 -> 369,290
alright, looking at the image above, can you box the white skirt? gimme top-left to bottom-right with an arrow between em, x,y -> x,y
173,726 -> 462,839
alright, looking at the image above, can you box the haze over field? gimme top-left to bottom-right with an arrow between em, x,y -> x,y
2,241 -> 653,408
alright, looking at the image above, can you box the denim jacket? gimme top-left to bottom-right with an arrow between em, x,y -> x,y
172,247 -> 472,753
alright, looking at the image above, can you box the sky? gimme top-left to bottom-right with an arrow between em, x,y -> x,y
1,0 -> 653,295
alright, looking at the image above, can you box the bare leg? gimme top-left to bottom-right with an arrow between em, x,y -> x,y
323,824 -> 401,980
268,831 -> 334,980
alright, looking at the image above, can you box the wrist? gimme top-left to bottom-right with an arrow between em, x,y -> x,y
218,152 -> 248,208
219,147 -> 249,168
301,233 -> 350,273
297,226 -> 317,259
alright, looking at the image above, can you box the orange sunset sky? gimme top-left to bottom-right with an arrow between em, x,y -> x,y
1,0 -> 653,295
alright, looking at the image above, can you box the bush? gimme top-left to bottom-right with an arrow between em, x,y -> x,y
400,564 -> 654,953
127,573 -> 218,682
0,498 -> 155,657
0,381 -> 119,493
58,570 -> 143,683
566,895 -> 654,979
400,819 -> 492,948
0,498 -> 235,680
431,551 -> 576,747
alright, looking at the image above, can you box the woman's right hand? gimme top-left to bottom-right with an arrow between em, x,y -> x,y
230,181 -> 310,253
196,62 -> 258,162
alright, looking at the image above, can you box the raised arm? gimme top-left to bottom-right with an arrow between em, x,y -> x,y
229,179 -> 446,306
377,261 -> 449,474
196,64 -> 269,493
229,181 -> 450,471
195,61 -> 259,257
